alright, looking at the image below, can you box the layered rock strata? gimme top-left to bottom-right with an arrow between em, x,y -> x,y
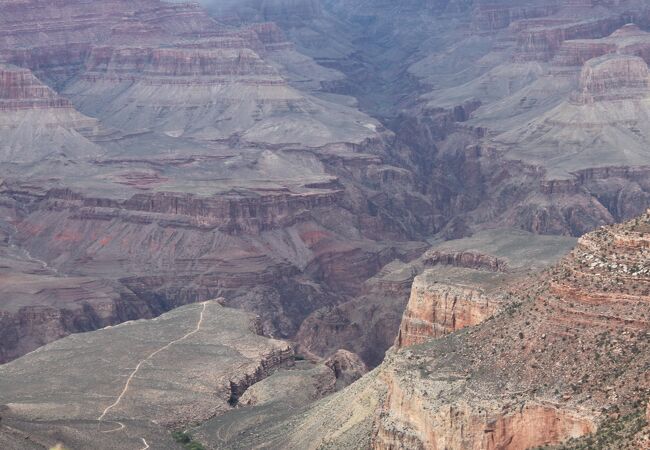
396,273 -> 501,347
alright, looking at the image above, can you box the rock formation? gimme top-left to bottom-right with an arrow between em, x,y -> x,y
0,64 -> 103,162
211,211 -> 650,450
395,273 -> 501,347
296,229 -> 576,367
377,211 -> 650,449
324,349 -> 367,388
573,54 -> 650,103
0,0 -> 434,363
1,0 -> 650,448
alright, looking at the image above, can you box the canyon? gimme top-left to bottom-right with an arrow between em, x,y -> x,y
195,210 -> 650,450
0,0 -> 649,448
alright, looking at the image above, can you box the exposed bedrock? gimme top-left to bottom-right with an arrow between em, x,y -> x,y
371,211 -> 650,449
554,24 -> 650,66
391,103 -> 650,237
574,166 -> 650,221
295,244 -> 511,367
295,264 -> 417,367
0,283 -> 156,364
573,54 -> 650,103
373,367 -> 596,450
1,181 -> 425,360
216,214 -> 649,449
37,188 -> 343,234
82,46 -> 280,83
422,250 -> 507,272
0,64 -> 70,110
513,16 -> 626,62
0,64 -> 102,162
471,0 -> 561,31
324,349 -> 368,388
396,275 -> 501,348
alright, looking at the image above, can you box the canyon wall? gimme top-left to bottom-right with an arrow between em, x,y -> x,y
396,274 -> 500,348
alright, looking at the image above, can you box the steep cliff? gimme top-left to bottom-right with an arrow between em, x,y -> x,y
218,212 -> 650,449
0,64 -> 103,162
373,210 -> 650,449
396,272 -> 501,347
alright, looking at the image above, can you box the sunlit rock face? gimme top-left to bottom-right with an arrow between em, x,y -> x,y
396,276 -> 500,348
197,213 -> 649,449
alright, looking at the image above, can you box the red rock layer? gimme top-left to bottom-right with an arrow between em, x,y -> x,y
422,250 -> 508,272
0,65 -> 70,110
555,24 -> 650,66
374,369 -> 596,450
376,211 -> 650,449
82,46 -> 281,85
43,188 -> 343,234
396,277 -> 500,348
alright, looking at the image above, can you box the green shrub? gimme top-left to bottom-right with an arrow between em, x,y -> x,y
171,431 -> 205,450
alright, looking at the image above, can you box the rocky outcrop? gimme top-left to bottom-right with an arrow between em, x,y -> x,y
573,54 -> 650,103
422,249 -> 508,272
82,46 -> 281,84
295,264 -> 418,367
396,273 -> 501,348
30,187 -> 343,233
324,349 -> 367,388
471,1 -> 560,31
514,16 -> 625,62
0,64 -> 70,110
247,212 -> 649,450
555,24 -> 650,66
0,64 -> 102,162
374,367 -> 595,450
227,346 -> 295,407
377,211 -> 650,449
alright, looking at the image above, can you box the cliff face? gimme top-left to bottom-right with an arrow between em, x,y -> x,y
555,24 -> 650,66
0,63 -> 102,162
396,274 -> 500,348
374,366 -> 595,450
82,46 -> 280,83
471,0 -> 561,31
0,279 -> 154,364
0,64 -> 70,110
573,54 -> 650,103
372,211 -> 650,449
514,16 -> 625,62
249,212 -> 650,450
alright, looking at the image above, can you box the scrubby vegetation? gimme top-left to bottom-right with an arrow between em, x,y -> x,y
172,430 -> 206,450
537,404 -> 649,450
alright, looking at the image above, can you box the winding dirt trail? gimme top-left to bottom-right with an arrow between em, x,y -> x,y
98,301 -> 208,421
96,302 -> 209,446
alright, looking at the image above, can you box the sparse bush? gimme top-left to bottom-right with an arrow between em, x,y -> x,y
172,431 -> 205,450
